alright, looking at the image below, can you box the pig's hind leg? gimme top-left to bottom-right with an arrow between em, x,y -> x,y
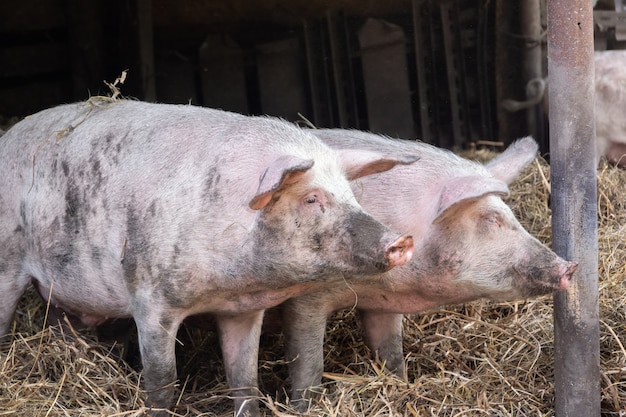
215,310 -> 264,417
282,298 -> 329,410
0,268 -> 31,343
360,311 -> 406,378
133,304 -> 183,417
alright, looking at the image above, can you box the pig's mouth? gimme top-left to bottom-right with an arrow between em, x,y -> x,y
514,261 -> 578,296
543,261 -> 577,291
355,256 -> 393,274
557,262 -> 578,290
347,253 -> 396,274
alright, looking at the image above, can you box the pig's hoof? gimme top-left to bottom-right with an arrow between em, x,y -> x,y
290,388 -> 324,413
291,397 -> 312,413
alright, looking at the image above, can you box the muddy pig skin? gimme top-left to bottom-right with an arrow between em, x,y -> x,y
0,100 -> 416,417
283,130 -> 578,406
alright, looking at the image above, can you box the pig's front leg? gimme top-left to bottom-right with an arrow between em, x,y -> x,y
216,310 -> 265,417
360,311 -> 406,378
282,298 -> 329,410
134,311 -> 183,417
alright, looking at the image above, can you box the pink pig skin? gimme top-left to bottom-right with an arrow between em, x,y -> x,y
283,130 -> 577,407
0,101 -> 417,417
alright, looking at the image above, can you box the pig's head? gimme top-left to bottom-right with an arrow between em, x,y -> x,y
425,137 -> 577,301
247,142 -> 415,282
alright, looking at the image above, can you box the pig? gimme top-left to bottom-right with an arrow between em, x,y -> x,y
0,100 -> 416,417
595,50 -> 626,167
501,49 -> 626,167
282,130 -> 578,407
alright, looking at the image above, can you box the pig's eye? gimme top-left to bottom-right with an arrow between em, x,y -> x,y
485,215 -> 501,227
304,195 -> 317,204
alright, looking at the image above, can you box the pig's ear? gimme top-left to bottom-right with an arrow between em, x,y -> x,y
249,156 -> 314,210
486,136 -> 538,184
435,176 -> 509,221
337,149 -> 419,181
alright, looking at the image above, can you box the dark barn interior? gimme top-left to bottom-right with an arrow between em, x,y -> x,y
1,0 -> 625,151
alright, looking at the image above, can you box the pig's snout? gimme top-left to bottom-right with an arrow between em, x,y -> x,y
559,261 -> 578,290
384,235 -> 414,268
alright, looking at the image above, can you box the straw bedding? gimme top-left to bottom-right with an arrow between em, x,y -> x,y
1,149 -> 624,416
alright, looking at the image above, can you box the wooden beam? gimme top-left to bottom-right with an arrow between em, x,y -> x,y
357,18 -> 415,139
412,0 -> 434,143
519,0 -> 543,145
199,35 -> 248,114
495,0 -> 527,144
256,38 -> 308,120
136,0 -> 156,101
65,0 -> 105,99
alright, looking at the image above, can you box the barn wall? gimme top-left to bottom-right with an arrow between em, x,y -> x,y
1,0 -> 506,148
3,1 -> 624,148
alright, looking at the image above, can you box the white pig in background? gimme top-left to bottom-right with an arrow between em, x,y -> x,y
0,100 -> 416,417
502,49 -> 626,167
595,50 -> 626,166
282,130 -> 578,407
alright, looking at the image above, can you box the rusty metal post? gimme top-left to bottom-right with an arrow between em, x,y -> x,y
548,1 -> 600,416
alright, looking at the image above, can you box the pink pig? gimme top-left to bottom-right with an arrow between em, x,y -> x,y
282,130 -> 577,406
0,101 -> 416,417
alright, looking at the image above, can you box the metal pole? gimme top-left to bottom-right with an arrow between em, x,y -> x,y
548,1 -> 600,416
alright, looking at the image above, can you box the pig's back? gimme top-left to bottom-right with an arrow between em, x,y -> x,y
314,129 -> 491,227
0,100 -> 321,228
0,101 -> 322,313
0,101 -> 257,239
315,128 -> 487,181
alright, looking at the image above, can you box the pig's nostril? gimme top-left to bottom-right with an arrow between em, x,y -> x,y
559,262 -> 578,290
560,274 -> 572,290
